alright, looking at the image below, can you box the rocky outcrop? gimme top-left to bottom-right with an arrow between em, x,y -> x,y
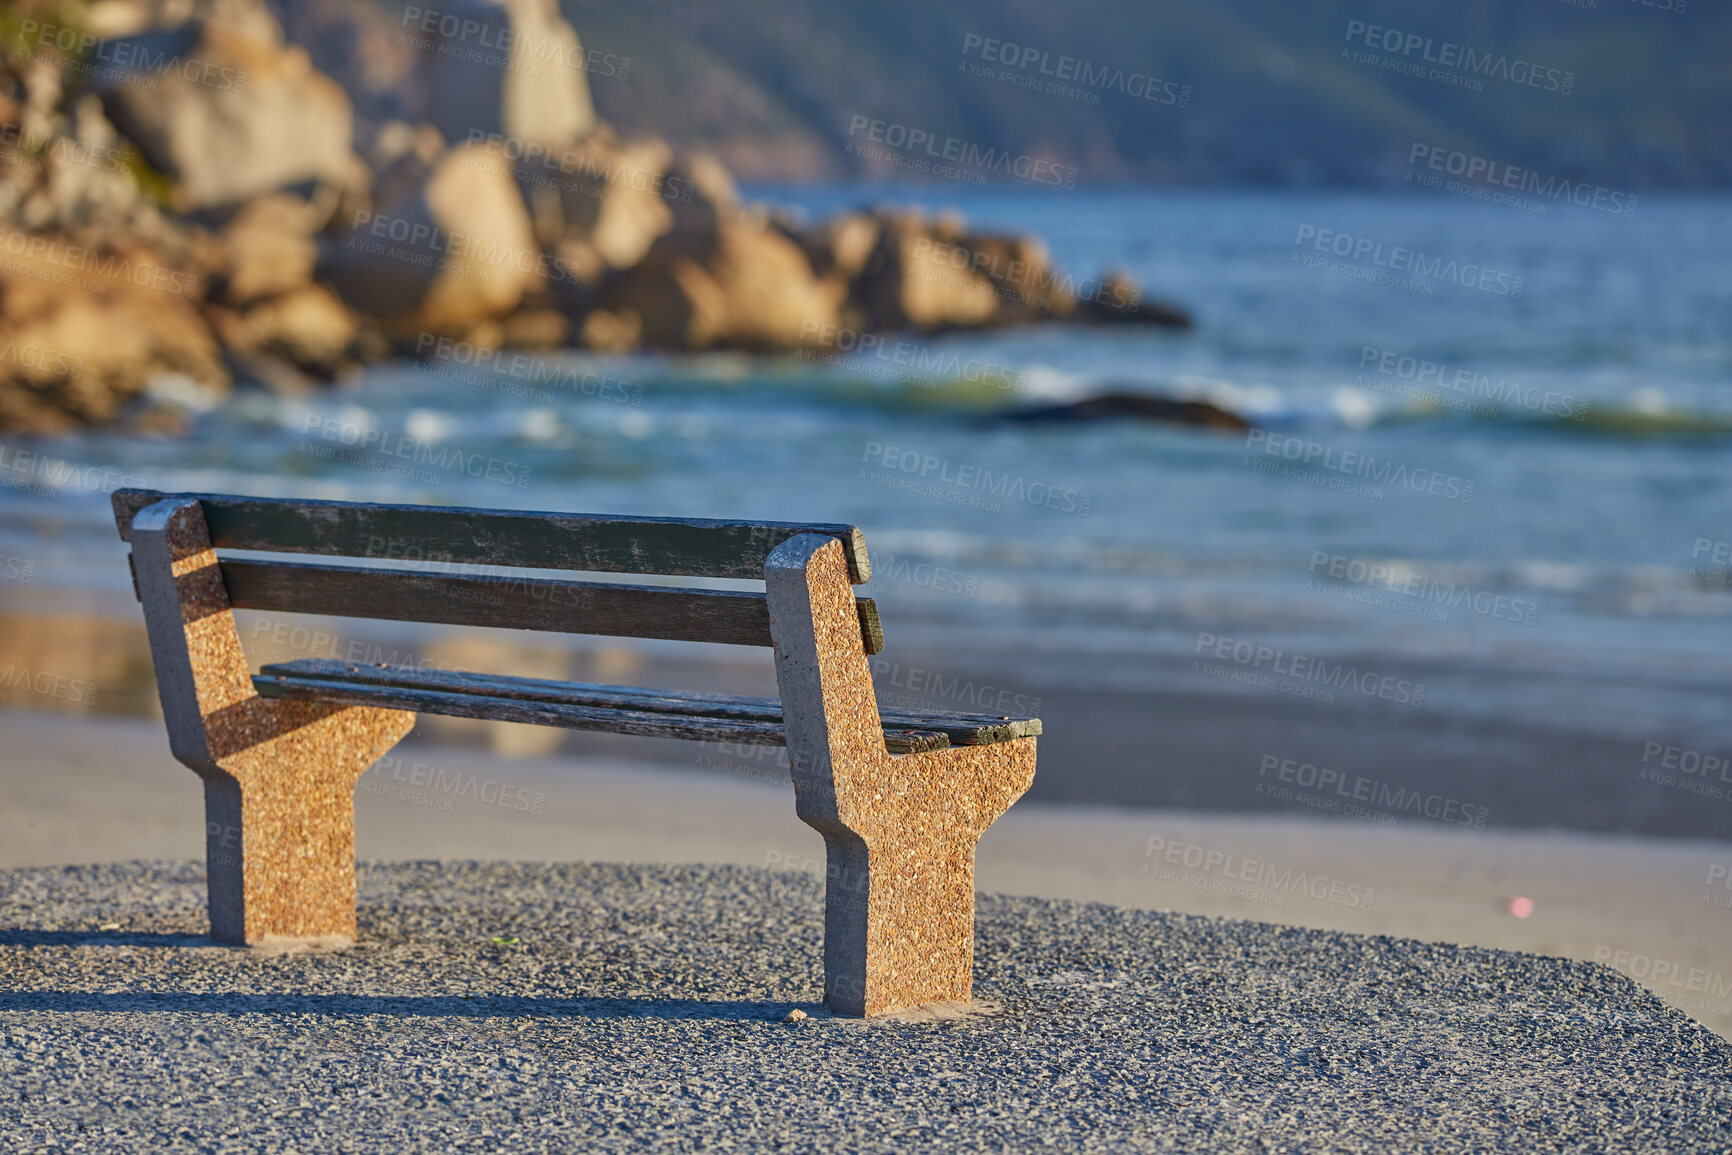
999,392 -> 1249,431
512,131 -> 675,278
600,210 -> 841,351
0,0 -> 1195,430
838,215 -> 1189,335
850,212 -> 1011,332
0,66 -> 193,261
319,142 -> 538,337
423,0 -> 597,149
202,192 -> 360,377
212,192 -> 316,303
92,4 -> 361,210
797,211 -> 880,286
1073,271 -> 1193,328
208,284 -> 356,376
0,240 -> 226,432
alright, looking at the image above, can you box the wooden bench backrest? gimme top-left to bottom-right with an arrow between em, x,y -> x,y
112,490 -> 883,653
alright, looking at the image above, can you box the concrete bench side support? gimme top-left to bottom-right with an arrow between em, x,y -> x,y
129,498 -> 415,944
765,534 -> 1037,1016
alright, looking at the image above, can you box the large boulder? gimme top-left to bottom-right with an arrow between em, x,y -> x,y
0,239 -> 226,432
362,121 -> 448,219
798,212 -> 880,284
202,190 -> 362,377
207,285 -> 357,376
212,192 -> 317,305
1072,270 -> 1193,328
269,0 -> 426,129
93,5 -> 361,210
663,151 -> 738,242
600,210 -> 841,351
852,213 -> 1002,332
512,133 -> 674,275
949,232 -> 1072,325
319,142 -> 539,336
422,0 -> 596,148
0,74 -> 195,264
500,133 -> 742,326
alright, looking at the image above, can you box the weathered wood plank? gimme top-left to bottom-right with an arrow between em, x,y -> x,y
223,559 -> 774,647
257,674 -> 788,743
253,673 -> 953,754
220,560 -> 885,654
258,659 -> 1041,745
856,598 -> 885,657
112,489 -> 871,582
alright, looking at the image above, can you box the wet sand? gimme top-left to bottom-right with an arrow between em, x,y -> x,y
5,599 -> 1723,838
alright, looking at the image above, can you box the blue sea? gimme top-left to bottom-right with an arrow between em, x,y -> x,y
3,189 -> 1731,748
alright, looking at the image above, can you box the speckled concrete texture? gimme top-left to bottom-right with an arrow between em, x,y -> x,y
127,498 -> 415,944
767,535 -> 1036,1016
2,861 -> 1729,1153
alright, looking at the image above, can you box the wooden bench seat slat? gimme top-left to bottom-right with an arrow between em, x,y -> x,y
253,672 -> 954,755
112,489 -> 870,582
256,658 -> 1042,747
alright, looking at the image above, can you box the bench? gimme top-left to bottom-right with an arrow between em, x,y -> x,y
112,488 -> 1039,1016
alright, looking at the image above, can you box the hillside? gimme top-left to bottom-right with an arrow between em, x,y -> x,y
537,0 -> 1729,186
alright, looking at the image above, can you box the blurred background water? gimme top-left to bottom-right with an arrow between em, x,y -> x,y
6,190 -> 1730,763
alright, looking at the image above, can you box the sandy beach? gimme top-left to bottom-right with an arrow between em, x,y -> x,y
4,708 -> 1729,1042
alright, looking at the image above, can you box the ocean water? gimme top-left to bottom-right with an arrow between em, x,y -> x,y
3,189 -> 1730,744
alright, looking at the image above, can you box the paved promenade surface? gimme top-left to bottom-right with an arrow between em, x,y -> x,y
2,861 -> 1728,1152
8,712 -> 1732,1043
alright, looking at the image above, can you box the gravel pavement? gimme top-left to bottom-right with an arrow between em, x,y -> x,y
2,861 -> 1729,1153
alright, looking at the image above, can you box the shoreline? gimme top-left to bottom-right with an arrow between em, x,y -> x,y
2,595 -> 1726,838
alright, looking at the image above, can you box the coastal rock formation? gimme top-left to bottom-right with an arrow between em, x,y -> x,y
601,209 -> 842,350
797,211 -> 880,285
852,212 -> 1002,332
955,232 -> 1069,325
207,284 -> 357,377
0,0 -> 1194,430
319,142 -> 538,336
513,131 -> 678,278
92,3 -> 361,210
999,391 -> 1250,431
424,0 -> 597,148
1074,271 -> 1194,328
0,241 -> 226,432
212,193 -> 317,304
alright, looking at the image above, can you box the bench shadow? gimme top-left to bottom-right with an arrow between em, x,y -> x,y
0,988 -> 821,1023
0,930 -> 213,948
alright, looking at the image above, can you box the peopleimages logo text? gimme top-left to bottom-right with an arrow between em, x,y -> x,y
845,116 -> 1077,188
1358,345 -> 1583,420
1244,430 -> 1474,502
1258,755 -> 1489,827
1309,551 -> 1538,626
1407,144 -> 1636,217
1144,835 -> 1376,910
861,442 -> 1090,516
1343,21 -> 1574,94
1195,632 -> 1425,706
960,33 -> 1191,107
1294,225 -> 1523,298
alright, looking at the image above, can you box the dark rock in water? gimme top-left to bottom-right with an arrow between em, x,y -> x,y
1001,391 -> 1251,431
1071,272 -> 1194,329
